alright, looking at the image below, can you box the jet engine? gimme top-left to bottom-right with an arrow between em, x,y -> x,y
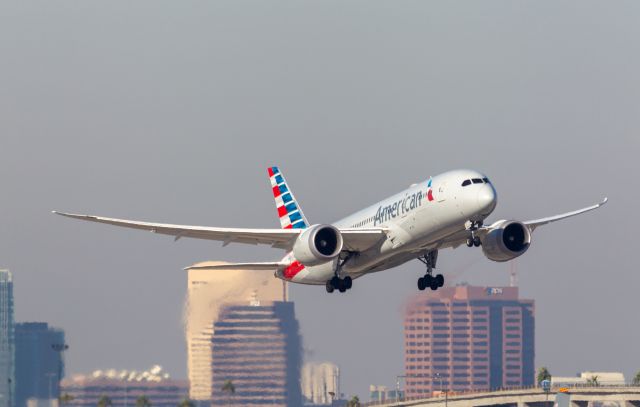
481,220 -> 531,262
292,224 -> 343,266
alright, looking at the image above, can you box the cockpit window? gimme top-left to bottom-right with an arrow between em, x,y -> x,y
482,177 -> 490,183
461,179 -> 471,187
472,178 -> 483,184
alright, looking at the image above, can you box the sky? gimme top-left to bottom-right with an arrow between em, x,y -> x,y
1,0 -> 639,400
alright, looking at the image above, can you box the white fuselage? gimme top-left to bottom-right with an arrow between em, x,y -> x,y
279,169 -> 498,285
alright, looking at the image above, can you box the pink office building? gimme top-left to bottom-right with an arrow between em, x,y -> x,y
404,286 -> 534,398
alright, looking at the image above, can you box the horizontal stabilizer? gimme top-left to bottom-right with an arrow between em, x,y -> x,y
184,262 -> 285,271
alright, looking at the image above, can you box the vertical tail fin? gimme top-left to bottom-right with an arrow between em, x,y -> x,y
267,166 -> 309,229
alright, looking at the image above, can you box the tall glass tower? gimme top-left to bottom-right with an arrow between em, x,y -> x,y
15,323 -> 66,406
0,270 -> 15,407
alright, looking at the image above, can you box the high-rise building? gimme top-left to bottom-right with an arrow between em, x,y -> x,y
404,285 -> 534,398
60,365 -> 187,407
210,299 -> 302,406
185,261 -> 285,402
301,362 -> 339,405
15,323 -> 66,407
0,270 -> 15,407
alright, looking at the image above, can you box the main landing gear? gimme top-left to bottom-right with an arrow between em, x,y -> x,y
326,252 -> 354,294
417,251 -> 444,291
466,220 -> 483,248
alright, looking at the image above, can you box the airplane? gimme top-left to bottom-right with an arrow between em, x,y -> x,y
54,167 -> 607,294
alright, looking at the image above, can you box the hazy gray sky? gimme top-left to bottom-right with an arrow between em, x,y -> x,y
1,0 -> 639,399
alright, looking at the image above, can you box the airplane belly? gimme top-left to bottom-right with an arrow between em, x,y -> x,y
289,262 -> 334,285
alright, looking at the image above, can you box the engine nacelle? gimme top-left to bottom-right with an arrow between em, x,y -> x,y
292,224 -> 343,266
481,220 -> 531,262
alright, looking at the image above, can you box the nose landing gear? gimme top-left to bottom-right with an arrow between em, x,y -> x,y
466,220 -> 483,247
417,251 -> 444,291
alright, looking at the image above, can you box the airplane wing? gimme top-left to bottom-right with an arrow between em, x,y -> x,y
338,228 -> 388,251
52,211 -> 387,252
523,197 -> 608,232
433,198 -> 608,250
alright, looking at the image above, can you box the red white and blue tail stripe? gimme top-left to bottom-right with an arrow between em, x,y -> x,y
268,166 -> 309,230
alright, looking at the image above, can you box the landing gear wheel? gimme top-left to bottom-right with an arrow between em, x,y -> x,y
343,276 -> 352,290
424,274 -> 433,286
466,237 -> 474,247
473,236 -> 481,247
418,277 -> 426,291
417,251 -> 441,292
325,280 -> 334,293
430,278 -> 439,291
330,276 -> 340,289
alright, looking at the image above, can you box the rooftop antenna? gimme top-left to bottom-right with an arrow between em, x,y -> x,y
509,260 -> 518,287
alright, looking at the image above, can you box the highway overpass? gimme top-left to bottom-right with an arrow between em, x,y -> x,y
365,386 -> 640,407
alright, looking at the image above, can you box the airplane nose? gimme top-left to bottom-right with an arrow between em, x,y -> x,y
476,185 -> 497,215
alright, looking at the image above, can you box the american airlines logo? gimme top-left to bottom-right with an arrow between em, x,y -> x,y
374,190 -> 426,226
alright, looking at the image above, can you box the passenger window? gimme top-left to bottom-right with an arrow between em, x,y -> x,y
462,180 -> 471,187
472,178 -> 483,184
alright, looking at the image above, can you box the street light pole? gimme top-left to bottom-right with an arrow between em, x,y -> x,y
434,373 -> 447,407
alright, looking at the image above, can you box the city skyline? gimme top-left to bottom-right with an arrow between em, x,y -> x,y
1,0 -> 639,400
